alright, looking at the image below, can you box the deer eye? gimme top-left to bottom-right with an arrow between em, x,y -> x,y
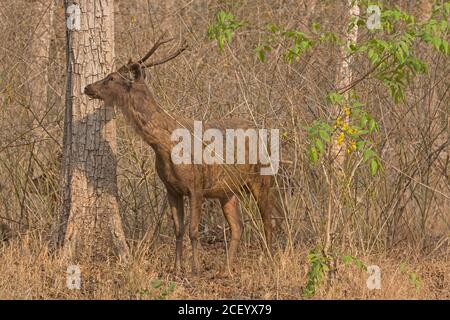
109,76 -> 115,81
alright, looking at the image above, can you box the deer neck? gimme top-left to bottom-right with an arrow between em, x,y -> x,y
121,84 -> 175,155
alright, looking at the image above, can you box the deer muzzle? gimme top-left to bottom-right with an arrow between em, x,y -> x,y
84,84 -> 101,99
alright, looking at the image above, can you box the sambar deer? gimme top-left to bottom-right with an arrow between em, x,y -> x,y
84,37 -> 280,275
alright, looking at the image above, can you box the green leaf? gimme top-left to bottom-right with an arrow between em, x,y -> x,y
431,37 -> 442,51
224,29 -> 232,42
309,146 -> 318,163
208,10 -> 244,52
439,39 -> 450,55
218,36 -> 225,50
363,149 -> 375,161
315,139 -> 324,153
370,158 -> 379,176
368,118 -> 377,132
360,114 -> 368,127
319,130 -> 331,142
150,279 -> 162,289
356,140 -> 366,151
368,48 -> 379,64
444,2 -> 450,16
255,46 -> 267,62
407,271 -> 421,290
354,259 -> 366,270
327,92 -> 344,104
311,22 -> 321,32
167,282 -> 176,293
342,255 -> 353,265
267,23 -> 279,33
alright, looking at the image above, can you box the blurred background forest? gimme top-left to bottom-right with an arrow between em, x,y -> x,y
0,0 -> 448,299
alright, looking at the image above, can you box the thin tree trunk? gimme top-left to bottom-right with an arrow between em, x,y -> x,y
324,0 -> 360,281
28,0 -> 54,180
60,0 -> 129,263
331,0 -> 360,169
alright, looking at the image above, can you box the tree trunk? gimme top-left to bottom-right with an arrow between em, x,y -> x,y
60,0 -> 129,263
324,0 -> 360,282
331,0 -> 360,170
28,0 -> 55,181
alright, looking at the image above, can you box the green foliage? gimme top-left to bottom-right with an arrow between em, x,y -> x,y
303,250 -> 368,298
255,23 -> 342,62
139,278 -> 176,300
305,120 -> 332,163
254,5 -> 449,174
208,3 -> 448,191
351,3 -> 449,103
342,254 -> 367,271
255,44 -> 272,63
302,248 -> 329,298
409,272 -> 421,291
282,30 -> 314,62
327,91 -> 345,105
399,262 -> 422,291
208,10 -> 245,51
150,278 -> 162,288
304,3 -> 448,173
216,3 -> 448,101
306,91 -> 382,176
420,17 -> 450,54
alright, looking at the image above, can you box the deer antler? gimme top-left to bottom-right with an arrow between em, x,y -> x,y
144,40 -> 188,68
138,35 -> 174,65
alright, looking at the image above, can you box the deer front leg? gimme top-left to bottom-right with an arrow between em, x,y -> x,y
167,190 -> 185,272
220,195 -> 243,275
189,194 -> 203,275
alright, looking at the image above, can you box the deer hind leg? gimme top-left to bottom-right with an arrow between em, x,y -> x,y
168,190 -> 185,272
220,195 -> 243,274
249,178 -> 273,255
189,194 -> 203,275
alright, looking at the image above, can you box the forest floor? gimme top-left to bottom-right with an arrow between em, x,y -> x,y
0,236 -> 448,299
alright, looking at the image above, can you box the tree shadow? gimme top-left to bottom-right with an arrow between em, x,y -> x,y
69,105 -> 119,197
58,104 -> 121,245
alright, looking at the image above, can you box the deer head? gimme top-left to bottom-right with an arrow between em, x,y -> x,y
84,36 -> 187,106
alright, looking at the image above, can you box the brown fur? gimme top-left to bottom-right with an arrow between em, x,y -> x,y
84,41 -> 277,274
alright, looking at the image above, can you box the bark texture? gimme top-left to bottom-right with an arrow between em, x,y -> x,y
332,0 -> 360,169
60,0 -> 129,262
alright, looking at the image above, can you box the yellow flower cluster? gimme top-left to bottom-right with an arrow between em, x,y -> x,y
337,132 -> 345,145
346,140 -> 357,154
343,106 -> 351,117
334,116 -> 343,129
334,106 -> 358,154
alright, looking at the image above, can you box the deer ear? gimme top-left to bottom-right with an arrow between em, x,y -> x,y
127,58 -> 133,64
127,63 -> 144,81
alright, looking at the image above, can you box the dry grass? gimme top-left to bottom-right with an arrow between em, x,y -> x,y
0,234 -> 448,300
